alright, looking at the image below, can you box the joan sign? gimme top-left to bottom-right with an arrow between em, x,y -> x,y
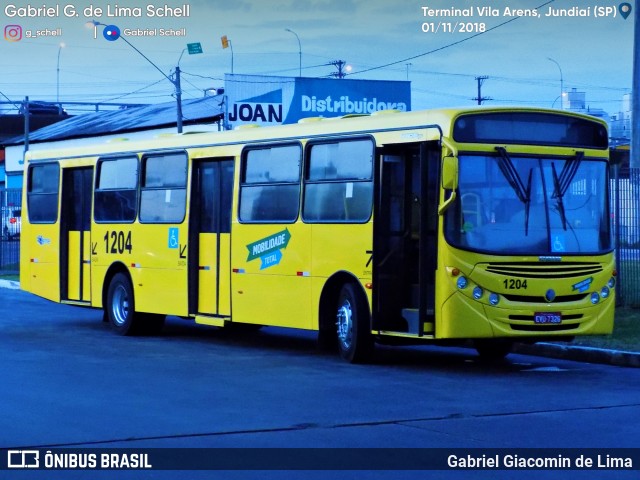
225,74 -> 411,127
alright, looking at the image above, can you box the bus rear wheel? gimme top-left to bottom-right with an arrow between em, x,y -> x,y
336,283 -> 374,363
106,272 -> 145,336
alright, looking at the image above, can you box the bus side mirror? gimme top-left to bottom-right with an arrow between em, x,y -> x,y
438,155 -> 458,215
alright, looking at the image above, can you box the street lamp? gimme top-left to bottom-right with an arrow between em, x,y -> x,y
285,28 -> 301,77
547,57 -> 564,109
87,20 -> 184,132
56,42 -> 65,111
221,35 -> 234,74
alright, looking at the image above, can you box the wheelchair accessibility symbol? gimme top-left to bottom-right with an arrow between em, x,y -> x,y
552,234 -> 565,253
168,228 -> 179,249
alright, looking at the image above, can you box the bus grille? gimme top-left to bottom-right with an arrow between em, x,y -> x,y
502,293 -> 588,303
484,262 -> 602,279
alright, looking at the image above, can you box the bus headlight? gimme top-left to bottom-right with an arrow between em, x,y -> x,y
607,277 -> 616,289
473,286 -> 484,300
489,293 -> 500,305
457,276 -> 468,289
590,292 -> 600,304
601,286 -> 610,299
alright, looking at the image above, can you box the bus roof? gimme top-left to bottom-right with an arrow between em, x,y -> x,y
25,106 -> 608,163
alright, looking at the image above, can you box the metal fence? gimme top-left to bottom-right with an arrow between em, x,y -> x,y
1,188 -> 22,274
611,167 -> 640,307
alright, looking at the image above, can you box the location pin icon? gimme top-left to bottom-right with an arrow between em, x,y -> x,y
619,3 -> 632,19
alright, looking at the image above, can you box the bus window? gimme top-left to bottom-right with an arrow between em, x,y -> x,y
27,163 -> 60,223
303,139 -> 374,223
94,156 -> 138,223
140,152 -> 187,223
239,144 -> 301,223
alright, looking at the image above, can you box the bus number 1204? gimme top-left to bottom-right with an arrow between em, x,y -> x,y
104,230 -> 133,255
503,278 -> 527,290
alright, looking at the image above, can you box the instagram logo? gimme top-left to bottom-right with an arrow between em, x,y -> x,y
4,24 -> 22,41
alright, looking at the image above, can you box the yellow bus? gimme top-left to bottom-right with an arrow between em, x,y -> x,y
21,107 -> 615,362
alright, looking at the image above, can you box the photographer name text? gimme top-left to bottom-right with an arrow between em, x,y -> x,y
4,3 -> 190,18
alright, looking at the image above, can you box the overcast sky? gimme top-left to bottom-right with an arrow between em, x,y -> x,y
0,0 -> 634,114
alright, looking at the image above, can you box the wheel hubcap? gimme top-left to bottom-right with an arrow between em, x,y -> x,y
112,285 -> 129,326
336,300 -> 353,349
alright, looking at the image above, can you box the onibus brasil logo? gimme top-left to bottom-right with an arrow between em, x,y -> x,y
246,229 -> 291,270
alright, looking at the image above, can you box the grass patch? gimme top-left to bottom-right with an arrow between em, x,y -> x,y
569,307 -> 640,352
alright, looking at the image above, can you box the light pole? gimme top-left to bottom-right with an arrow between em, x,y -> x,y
547,57 -> 564,109
56,42 -> 65,111
88,20 -> 183,132
221,36 -> 234,74
285,28 -> 301,77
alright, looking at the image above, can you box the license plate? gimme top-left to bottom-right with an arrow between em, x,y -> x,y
534,312 -> 562,324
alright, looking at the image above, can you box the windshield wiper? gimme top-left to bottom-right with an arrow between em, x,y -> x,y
555,151 -> 584,198
551,151 -> 584,231
496,147 -> 532,235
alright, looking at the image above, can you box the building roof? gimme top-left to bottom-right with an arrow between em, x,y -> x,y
0,113 -> 70,144
2,95 -> 224,147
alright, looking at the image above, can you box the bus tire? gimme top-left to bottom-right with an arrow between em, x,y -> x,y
106,272 -> 142,336
336,283 -> 374,363
475,339 -> 512,361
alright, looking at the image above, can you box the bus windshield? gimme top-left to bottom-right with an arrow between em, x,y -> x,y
445,152 -> 612,255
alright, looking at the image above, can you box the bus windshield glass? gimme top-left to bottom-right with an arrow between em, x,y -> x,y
445,153 -> 611,255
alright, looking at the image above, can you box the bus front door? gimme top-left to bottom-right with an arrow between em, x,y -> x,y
374,143 -> 439,336
60,167 -> 93,303
189,159 -> 234,317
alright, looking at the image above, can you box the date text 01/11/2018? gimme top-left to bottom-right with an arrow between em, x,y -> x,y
422,22 -> 486,33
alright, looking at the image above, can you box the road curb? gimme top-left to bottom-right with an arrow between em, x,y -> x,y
0,279 -> 20,290
514,342 -> 640,368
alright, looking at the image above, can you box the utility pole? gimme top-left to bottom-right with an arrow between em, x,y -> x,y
89,21 -> 184,133
330,60 -> 348,79
23,96 -> 30,156
174,66 -> 183,133
473,76 -> 492,105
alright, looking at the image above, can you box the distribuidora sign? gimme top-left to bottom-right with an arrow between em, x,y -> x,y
225,74 -> 411,127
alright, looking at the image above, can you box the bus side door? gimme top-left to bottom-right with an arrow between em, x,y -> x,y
60,167 -> 93,303
189,159 -> 234,316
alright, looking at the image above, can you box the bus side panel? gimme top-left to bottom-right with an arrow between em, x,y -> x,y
132,224 -> 189,316
311,223 -> 373,287
92,223 -> 188,316
21,223 -> 61,302
231,223 -> 312,329
90,264 -> 107,309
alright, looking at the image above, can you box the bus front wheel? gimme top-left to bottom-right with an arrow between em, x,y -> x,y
106,272 -> 142,336
336,283 -> 374,363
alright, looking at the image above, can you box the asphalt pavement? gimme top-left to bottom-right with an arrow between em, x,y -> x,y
2,278 -> 638,368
